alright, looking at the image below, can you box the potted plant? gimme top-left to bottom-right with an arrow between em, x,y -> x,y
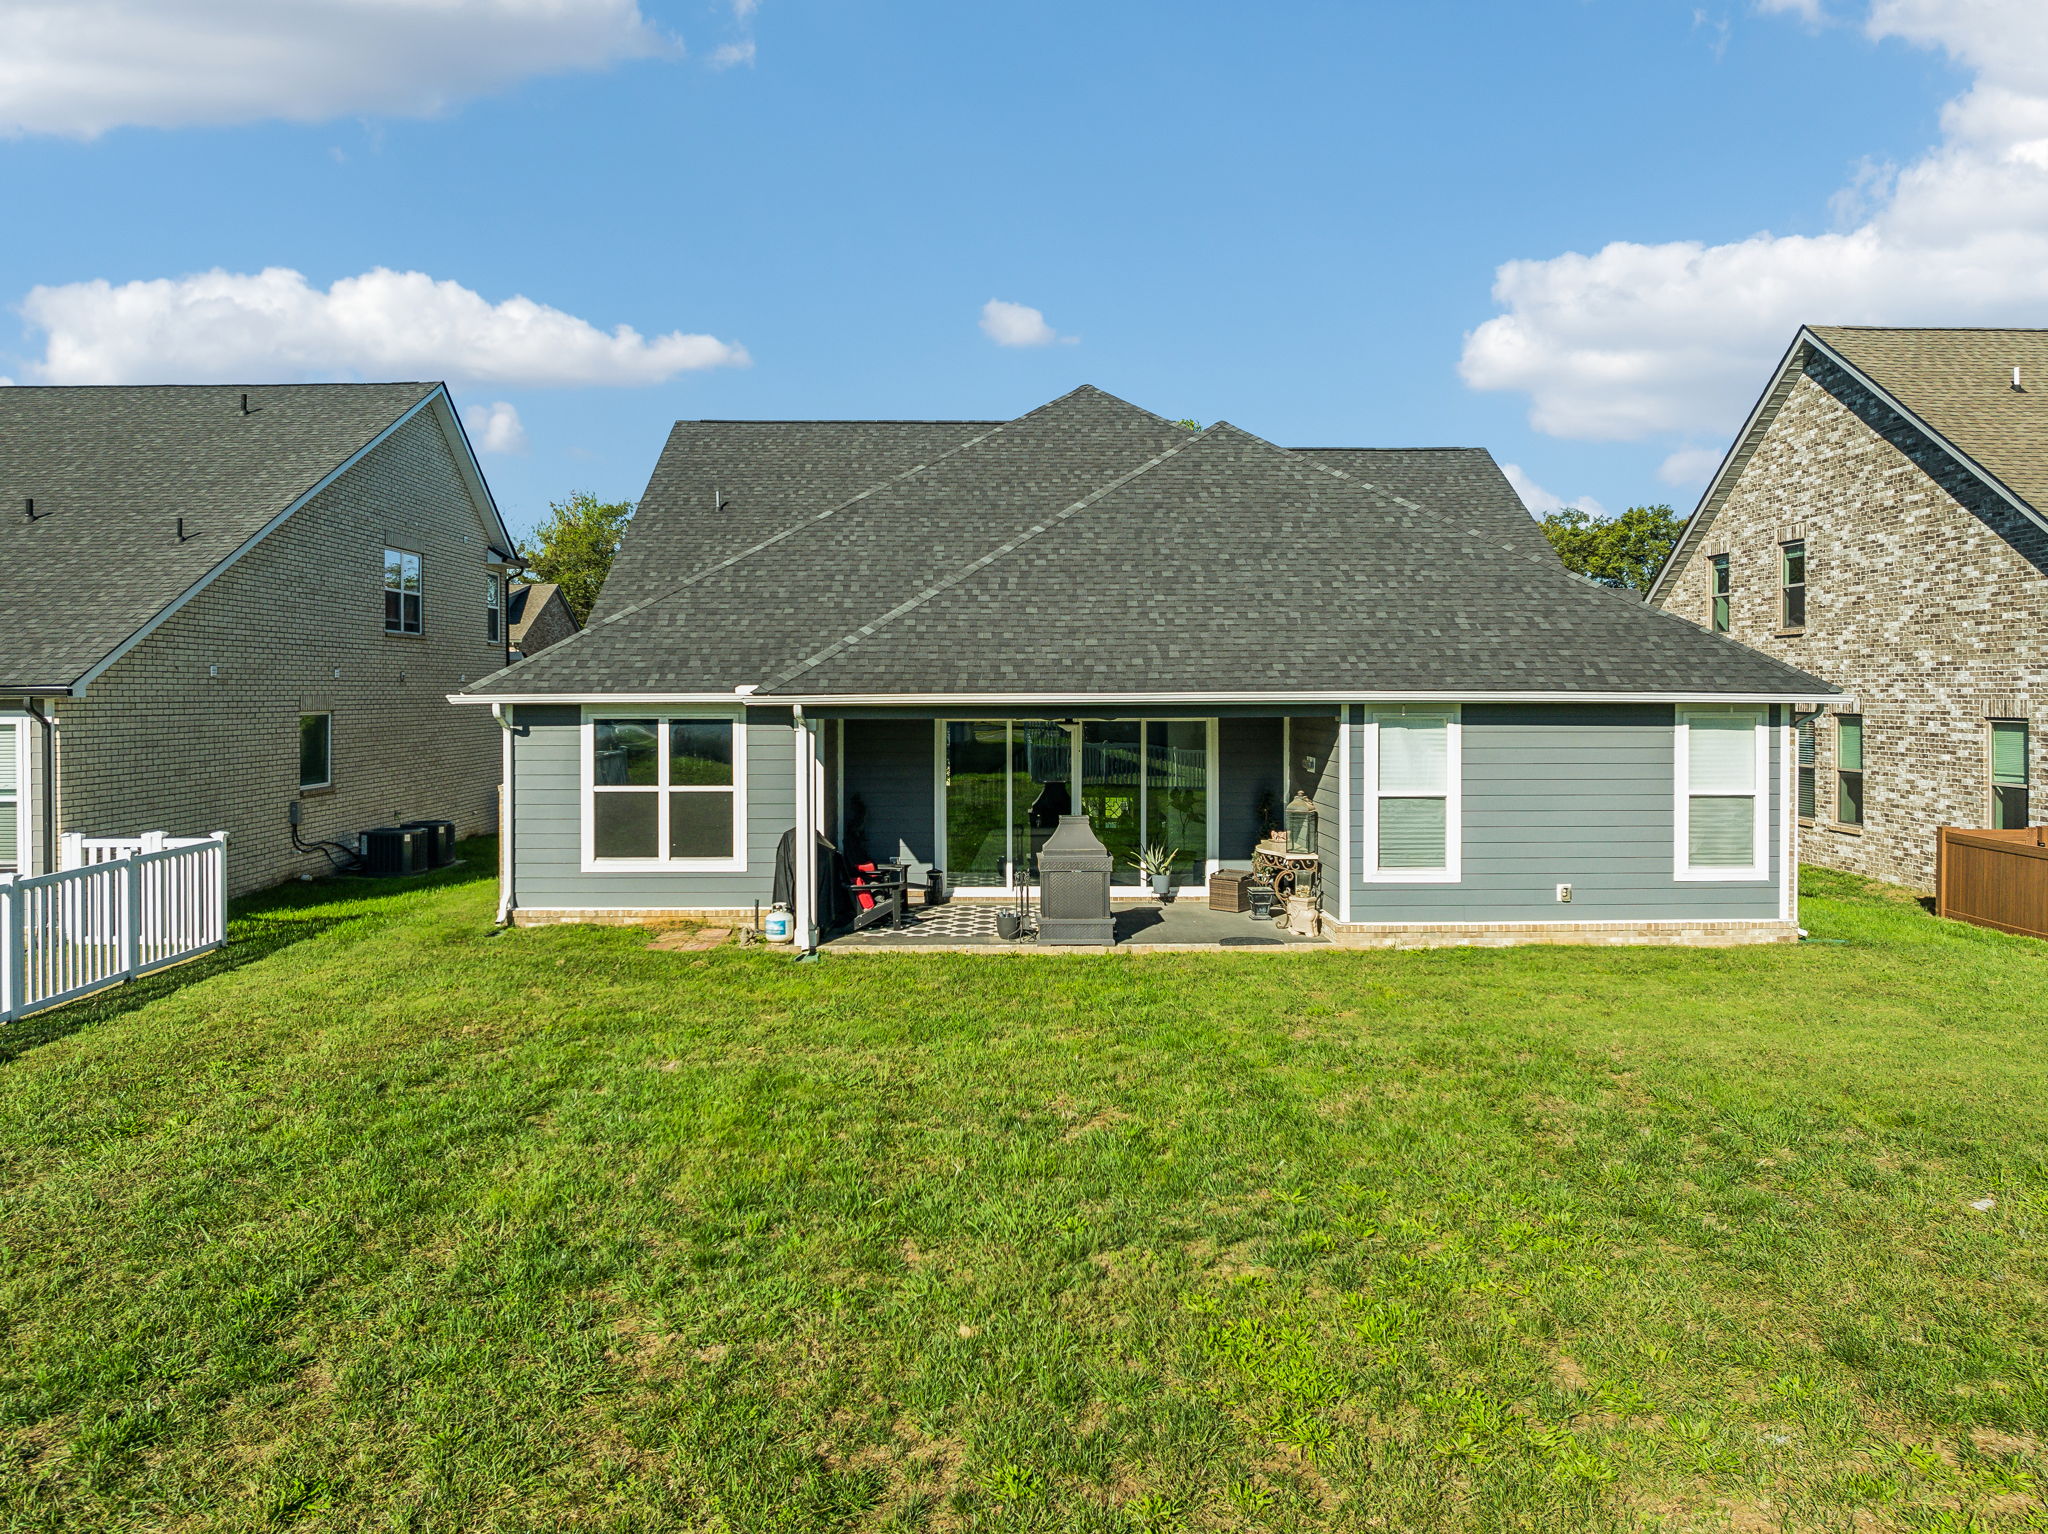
1131,844 -> 1180,900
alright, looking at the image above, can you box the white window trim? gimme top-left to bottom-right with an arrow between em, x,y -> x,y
579,706 -> 748,873
486,571 -> 504,642
1674,704 -> 1771,882
299,711 -> 334,791
0,715 -> 25,873
1361,704 -> 1462,883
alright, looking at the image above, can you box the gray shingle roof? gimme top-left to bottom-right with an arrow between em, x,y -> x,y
1292,447 -> 1548,556
0,382 -> 443,690
596,418 -> 998,616
467,387 -> 1835,701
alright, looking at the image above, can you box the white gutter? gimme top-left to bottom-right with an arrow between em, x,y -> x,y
491,704 -> 516,926
753,688 -> 1847,707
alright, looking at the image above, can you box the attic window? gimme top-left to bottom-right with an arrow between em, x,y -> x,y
1709,553 -> 1730,633
384,549 -> 423,634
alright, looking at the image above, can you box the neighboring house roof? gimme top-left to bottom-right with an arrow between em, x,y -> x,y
1650,326 -> 2048,603
463,386 -> 1834,703
1808,327 -> 2048,514
0,382 -> 512,693
507,581 -> 578,650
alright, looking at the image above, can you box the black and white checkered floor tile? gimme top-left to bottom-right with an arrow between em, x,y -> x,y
845,902 -> 1018,942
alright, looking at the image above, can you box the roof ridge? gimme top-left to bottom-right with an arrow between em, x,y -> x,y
757,425 -> 1221,692
490,388 -> 1151,682
1266,428 -> 1831,666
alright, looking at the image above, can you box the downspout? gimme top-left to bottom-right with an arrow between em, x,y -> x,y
793,703 -> 817,953
27,700 -> 55,876
491,704 -> 516,926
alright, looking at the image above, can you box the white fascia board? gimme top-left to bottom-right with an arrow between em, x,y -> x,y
448,692 -> 748,705
759,689 -> 1847,706
71,389 -> 444,696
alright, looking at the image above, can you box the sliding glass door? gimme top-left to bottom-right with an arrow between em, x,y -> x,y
943,719 -> 1208,890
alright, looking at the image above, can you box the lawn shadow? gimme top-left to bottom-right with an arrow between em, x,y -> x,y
0,842 -> 498,1066
0,913 -> 354,1065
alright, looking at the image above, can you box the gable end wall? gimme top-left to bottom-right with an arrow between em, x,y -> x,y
1656,355 -> 2048,890
51,410 -> 507,896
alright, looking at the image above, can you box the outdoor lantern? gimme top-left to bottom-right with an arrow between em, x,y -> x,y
1285,791 -> 1320,855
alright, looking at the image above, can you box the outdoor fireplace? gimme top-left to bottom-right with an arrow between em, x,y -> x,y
1036,813 -> 1114,945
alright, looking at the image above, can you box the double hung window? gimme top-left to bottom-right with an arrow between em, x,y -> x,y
1835,714 -> 1864,827
1710,553 -> 1731,633
1779,540 -> 1806,630
1366,706 -> 1459,880
486,573 -> 504,642
1677,706 -> 1768,879
1992,720 -> 2030,829
384,549 -> 423,634
586,715 -> 744,867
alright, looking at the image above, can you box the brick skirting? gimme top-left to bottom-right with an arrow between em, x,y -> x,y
1322,919 -> 1799,949
512,907 -> 761,927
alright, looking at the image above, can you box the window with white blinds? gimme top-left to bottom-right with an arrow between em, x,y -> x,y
0,720 -> 20,871
1676,705 -> 1768,879
1367,706 -> 1460,881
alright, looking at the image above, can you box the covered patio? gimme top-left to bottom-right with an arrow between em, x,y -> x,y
822,893 -> 1331,951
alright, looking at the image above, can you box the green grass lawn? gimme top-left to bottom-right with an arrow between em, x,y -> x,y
3,851 -> 2047,1533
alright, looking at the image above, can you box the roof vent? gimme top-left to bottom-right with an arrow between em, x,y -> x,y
2014,367 -> 2026,393
23,497 -> 42,522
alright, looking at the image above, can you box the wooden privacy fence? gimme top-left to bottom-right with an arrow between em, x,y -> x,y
1935,825 -> 2048,940
0,832 -> 227,1023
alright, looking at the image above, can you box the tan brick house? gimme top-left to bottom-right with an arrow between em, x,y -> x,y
506,581 -> 579,658
1649,326 -> 2048,891
0,383 -> 517,895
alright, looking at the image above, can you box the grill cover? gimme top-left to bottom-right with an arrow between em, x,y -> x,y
1037,814 -> 1114,945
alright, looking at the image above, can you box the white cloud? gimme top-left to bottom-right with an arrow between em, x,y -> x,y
1462,0 -> 2048,444
1659,445 -> 1726,486
0,0 -> 673,139
708,40 -> 756,69
1500,463 -> 1605,519
979,298 -> 1075,348
17,266 -> 750,387
463,400 -> 528,454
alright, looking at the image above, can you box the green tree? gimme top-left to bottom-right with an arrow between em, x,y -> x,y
1537,503 -> 1685,593
519,492 -> 634,623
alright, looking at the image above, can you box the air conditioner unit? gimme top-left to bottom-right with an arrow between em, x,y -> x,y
400,819 -> 457,868
359,825 -> 428,877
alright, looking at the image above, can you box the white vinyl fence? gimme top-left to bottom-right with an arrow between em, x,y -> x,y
0,832 -> 227,1023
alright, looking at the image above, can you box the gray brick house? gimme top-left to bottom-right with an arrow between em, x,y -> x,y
456,386 -> 1836,949
0,383 -> 516,895
1649,326 -> 2048,892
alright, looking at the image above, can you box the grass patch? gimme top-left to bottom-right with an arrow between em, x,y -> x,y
2,849 -> 2046,1530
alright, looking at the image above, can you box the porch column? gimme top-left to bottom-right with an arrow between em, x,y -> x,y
793,709 -> 822,952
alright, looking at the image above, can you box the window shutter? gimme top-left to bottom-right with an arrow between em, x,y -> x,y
1377,796 -> 1446,869
0,721 -> 16,866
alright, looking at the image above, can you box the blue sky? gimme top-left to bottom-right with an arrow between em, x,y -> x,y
0,0 -> 2028,541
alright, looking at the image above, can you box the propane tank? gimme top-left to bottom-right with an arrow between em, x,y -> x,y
764,902 -> 794,944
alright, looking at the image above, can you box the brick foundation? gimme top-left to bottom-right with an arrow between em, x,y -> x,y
1322,919 -> 1799,949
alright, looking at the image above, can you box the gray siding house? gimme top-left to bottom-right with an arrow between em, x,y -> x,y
457,387 -> 1836,947
0,383 -> 516,895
